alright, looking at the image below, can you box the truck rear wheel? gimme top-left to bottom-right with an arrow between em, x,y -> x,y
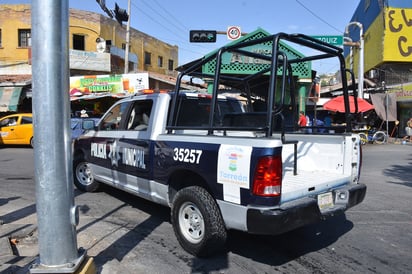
171,186 -> 227,257
73,156 -> 99,192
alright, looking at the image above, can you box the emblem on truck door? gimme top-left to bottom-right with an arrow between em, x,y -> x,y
108,140 -> 121,167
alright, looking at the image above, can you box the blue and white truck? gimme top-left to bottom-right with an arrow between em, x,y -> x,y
73,33 -> 366,257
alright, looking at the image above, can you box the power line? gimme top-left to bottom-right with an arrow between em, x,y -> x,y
130,0 -> 213,54
150,0 -> 189,32
131,1 -> 186,41
295,0 -> 343,34
106,0 -> 223,64
139,0 -> 187,34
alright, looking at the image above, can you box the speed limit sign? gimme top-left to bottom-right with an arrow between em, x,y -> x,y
227,26 -> 241,40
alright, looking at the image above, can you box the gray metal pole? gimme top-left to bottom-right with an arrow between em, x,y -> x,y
345,22 -> 364,98
31,0 -> 84,272
358,24 -> 364,99
384,81 -> 389,138
124,0 -> 131,73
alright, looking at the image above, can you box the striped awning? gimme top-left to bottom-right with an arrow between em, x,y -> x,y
0,86 -> 23,112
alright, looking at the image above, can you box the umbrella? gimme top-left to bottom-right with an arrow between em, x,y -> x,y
323,95 -> 374,113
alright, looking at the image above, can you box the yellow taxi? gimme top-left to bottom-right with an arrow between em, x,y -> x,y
0,113 -> 33,147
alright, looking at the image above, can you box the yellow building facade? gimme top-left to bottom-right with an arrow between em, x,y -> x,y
345,0 -> 412,137
0,4 -> 179,76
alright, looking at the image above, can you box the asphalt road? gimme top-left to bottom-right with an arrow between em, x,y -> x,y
0,143 -> 411,273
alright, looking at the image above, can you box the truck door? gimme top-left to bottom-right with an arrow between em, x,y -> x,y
84,98 -> 154,193
116,99 -> 153,190
87,101 -> 130,184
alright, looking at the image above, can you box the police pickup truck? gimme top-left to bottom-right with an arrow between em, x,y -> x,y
73,33 -> 366,257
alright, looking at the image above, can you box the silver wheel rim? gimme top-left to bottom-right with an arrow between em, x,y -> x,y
178,201 -> 205,244
374,132 -> 386,144
75,162 -> 93,186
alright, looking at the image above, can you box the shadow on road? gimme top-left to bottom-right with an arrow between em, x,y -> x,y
187,214 -> 353,271
383,155 -> 412,188
0,203 -> 36,224
0,196 -> 20,207
78,185 -> 169,267
81,184 -> 354,273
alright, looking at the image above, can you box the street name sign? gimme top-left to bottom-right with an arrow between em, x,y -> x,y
311,35 -> 343,46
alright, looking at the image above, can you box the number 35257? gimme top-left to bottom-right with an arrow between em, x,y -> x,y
173,148 -> 202,164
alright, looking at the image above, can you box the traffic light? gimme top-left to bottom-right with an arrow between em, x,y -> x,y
189,30 -> 217,43
114,3 -> 129,25
96,0 -> 113,18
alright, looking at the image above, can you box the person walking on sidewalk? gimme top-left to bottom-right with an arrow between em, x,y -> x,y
402,117 -> 412,142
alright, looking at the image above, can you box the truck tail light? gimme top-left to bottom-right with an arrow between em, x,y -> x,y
252,156 -> 282,197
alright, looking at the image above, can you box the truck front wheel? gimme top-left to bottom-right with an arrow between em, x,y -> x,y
171,186 -> 227,257
73,156 -> 99,192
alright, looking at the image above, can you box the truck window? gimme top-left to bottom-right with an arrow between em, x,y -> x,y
126,100 -> 153,131
173,96 -> 244,127
100,102 -> 129,131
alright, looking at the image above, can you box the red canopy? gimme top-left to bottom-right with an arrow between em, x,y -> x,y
323,95 -> 374,113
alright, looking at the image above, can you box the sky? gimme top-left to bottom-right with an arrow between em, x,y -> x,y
2,0 -> 361,74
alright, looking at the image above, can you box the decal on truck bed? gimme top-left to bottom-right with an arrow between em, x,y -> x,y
217,144 -> 252,204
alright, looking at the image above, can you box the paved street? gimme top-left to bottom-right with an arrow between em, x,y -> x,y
1,142 -> 411,273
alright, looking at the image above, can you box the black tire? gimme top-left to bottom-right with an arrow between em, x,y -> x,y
171,186 -> 227,257
73,155 -> 100,192
30,137 -> 34,148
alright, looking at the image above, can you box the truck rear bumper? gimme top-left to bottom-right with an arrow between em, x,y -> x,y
246,183 -> 366,235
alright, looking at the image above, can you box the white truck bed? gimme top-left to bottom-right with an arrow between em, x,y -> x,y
281,170 -> 350,203
280,133 -> 359,203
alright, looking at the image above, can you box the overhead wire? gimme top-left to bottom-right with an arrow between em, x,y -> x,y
131,0 -> 214,58
294,0 -> 346,74
150,0 -> 189,31
140,0 -> 188,34
295,0 -> 344,34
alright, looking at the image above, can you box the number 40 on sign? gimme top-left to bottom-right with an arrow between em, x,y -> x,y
227,26 -> 242,40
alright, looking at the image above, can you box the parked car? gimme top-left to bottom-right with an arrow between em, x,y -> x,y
0,113 -> 33,147
71,117 -> 100,140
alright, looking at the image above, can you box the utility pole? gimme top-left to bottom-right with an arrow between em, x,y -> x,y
343,37 -> 354,71
345,22 -> 364,99
124,0 -> 131,73
30,0 -> 93,273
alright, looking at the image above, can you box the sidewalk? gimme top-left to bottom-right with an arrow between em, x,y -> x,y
0,210 -> 142,274
0,220 -> 37,273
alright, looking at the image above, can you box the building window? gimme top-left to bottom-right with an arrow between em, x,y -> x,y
0,29 -> 2,47
18,29 -> 31,47
144,51 -> 151,65
73,34 -> 85,50
121,43 -> 131,51
158,56 -> 163,67
168,59 -> 174,70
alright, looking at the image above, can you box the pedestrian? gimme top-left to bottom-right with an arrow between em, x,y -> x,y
324,113 -> 332,127
298,111 -> 307,127
80,109 -> 89,118
402,117 -> 412,142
